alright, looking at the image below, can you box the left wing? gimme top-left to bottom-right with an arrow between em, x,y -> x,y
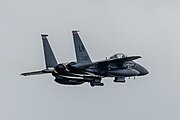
73,56 -> 141,69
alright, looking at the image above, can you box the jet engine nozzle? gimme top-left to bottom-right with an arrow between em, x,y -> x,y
52,64 -> 68,76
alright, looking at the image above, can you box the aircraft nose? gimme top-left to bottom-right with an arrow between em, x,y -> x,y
134,63 -> 149,76
142,68 -> 149,75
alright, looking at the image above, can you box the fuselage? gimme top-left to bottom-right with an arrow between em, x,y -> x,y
52,58 -> 148,81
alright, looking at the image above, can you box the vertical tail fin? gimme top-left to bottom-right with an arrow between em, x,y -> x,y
41,34 -> 58,69
72,31 -> 92,66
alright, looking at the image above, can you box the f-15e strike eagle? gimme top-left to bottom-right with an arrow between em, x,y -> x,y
21,31 -> 148,87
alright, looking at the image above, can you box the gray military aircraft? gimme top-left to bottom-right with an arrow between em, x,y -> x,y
21,31 -> 148,87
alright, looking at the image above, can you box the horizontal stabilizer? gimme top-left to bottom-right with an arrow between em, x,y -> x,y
21,69 -> 53,76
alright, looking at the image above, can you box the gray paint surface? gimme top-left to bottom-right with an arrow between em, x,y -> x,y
1,0 -> 180,120
42,35 -> 57,68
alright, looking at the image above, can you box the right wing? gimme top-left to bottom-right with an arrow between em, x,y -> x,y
74,56 -> 141,69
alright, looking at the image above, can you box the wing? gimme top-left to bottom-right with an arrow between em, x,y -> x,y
74,56 -> 141,69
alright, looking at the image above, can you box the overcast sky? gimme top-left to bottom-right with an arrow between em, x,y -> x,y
1,0 -> 180,120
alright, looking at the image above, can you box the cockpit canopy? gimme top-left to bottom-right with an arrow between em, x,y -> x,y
109,53 -> 128,59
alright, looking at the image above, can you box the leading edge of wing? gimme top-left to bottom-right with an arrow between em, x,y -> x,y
74,56 -> 142,69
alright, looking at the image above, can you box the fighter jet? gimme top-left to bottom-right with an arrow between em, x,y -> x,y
21,31 -> 148,87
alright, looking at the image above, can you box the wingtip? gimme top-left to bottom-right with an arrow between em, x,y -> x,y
138,56 -> 142,58
134,56 -> 142,59
125,56 -> 142,61
20,73 -> 26,76
72,30 -> 80,34
41,34 -> 48,37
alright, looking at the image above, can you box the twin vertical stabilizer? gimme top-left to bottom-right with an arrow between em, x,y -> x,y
42,31 -> 91,67
21,31 -> 91,76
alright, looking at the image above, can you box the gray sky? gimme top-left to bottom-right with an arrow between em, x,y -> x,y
1,0 -> 180,120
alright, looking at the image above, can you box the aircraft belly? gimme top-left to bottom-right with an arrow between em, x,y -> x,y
108,69 -> 140,76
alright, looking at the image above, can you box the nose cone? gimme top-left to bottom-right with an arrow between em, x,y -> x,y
134,63 -> 149,76
140,67 -> 149,75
